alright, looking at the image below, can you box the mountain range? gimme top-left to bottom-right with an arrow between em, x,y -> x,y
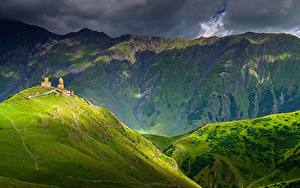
1,19 -> 300,136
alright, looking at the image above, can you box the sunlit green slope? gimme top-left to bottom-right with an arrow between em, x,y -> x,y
0,86 -> 199,188
147,112 -> 300,188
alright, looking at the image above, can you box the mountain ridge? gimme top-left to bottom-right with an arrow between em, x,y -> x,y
1,19 -> 300,135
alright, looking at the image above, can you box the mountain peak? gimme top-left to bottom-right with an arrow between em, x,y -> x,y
63,27 -> 111,40
78,27 -> 97,34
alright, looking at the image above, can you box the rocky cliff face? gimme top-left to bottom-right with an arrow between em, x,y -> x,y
1,20 -> 300,135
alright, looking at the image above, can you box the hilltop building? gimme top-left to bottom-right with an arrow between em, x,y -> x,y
40,77 -> 74,96
57,77 -> 64,89
41,77 -> 51,88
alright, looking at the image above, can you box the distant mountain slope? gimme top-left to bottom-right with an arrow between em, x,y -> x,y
146,111 -> 300,187
1,20 -> 300,135
0,86 -> 199,188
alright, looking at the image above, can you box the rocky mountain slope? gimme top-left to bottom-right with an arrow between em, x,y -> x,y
0,86 -> 199,188
1,19 -> 300,135
146,111 -> 300,188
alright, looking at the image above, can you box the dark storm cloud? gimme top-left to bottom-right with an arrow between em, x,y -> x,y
0,0 -> 218,38
225,0 -> 300,34
0,0 -> 300,38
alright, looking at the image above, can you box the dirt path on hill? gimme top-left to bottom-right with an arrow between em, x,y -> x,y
68,174 -> 186,187
0,112 -> 39,170
27,89 -> 57,99
213,154 -> 244,188
246,170 -> 278,188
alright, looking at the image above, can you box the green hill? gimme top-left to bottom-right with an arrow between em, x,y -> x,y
146,112 -> 300,188
2,20 -> 300,136
0,176 -> 57,188
0,86 -> 199,188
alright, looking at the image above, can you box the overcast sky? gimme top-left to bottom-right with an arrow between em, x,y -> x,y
0,0 -> 300,39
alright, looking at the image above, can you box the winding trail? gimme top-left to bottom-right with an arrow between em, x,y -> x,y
68,175 -> 182,187
213,154 -> 244,188
0,112 -> 39,170
246,170 -> 278,188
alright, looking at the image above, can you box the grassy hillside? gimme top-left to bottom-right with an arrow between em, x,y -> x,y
147,112 -> 300,188
0,176 -> 56,188
0,86 -> 199,188
259,179 -> 300,188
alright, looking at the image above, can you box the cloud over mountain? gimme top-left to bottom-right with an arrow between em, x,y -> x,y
0,0 -> 300,38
